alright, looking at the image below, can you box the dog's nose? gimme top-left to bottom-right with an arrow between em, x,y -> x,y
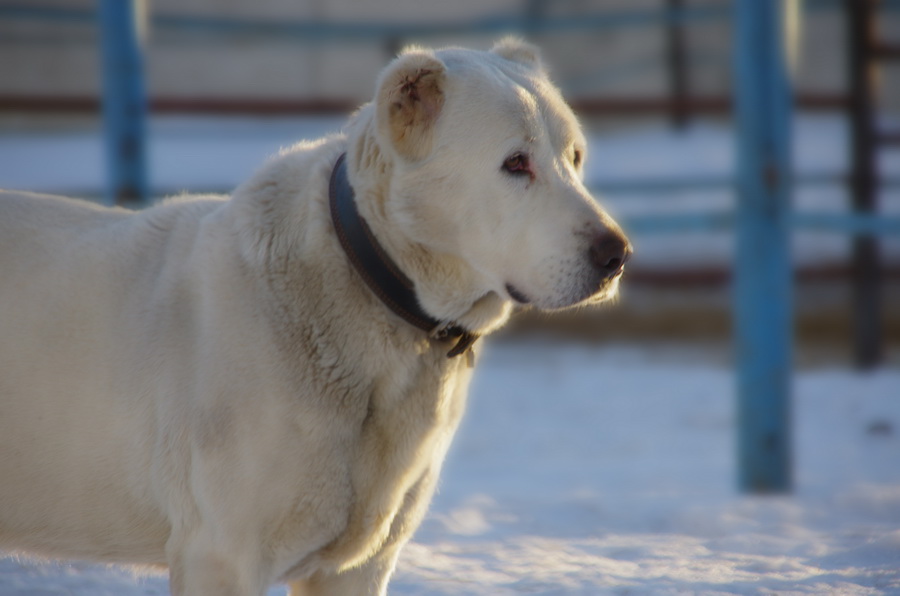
590,232 -> 632,278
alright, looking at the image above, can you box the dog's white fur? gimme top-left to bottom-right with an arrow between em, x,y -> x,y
0,40 -> 629,595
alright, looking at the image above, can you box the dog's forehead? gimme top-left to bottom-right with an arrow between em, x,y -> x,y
439,49 -> 583,148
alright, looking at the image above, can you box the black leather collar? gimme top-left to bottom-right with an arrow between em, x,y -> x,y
328,153 -> 478,358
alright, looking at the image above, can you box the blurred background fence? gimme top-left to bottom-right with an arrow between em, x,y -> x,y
0,0 -> 899,492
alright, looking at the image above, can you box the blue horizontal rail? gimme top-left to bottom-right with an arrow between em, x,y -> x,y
592,176 -> 734,195
591,172 -> 900,195
154,7 -> 735,39
0,4 -> 732,41
0,5 -> 94,24
622,211 -> 900,236
621,212 -> 732,234
791,212 -> 900,235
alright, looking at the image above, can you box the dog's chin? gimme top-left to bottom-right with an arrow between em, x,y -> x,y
565,278 -> 621,310
515,274 -> 622,312
505,283 -> 532,305
582,278 -> 621,306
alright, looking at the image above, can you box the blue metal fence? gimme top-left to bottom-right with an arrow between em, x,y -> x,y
97,0 -> 148,205
733,0 -> 794,493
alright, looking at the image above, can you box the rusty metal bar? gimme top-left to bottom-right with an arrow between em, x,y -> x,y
846,0 -> 883,368
665,0 -> 690,128
0,93 -> 852,116
871,43 -> 900,59
879,131 -> 900,145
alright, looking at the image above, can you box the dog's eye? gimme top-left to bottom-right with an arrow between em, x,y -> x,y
573,150 -> 583,169
502,153 -> 529,176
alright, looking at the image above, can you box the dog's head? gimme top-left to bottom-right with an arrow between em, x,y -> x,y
351,39 -> 631,333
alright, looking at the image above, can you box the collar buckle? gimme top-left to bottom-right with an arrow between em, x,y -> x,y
430,322 -> 460,341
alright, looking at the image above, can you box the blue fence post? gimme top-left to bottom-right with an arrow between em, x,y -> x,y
98,0 -> 149,205
733,0 -> 794,493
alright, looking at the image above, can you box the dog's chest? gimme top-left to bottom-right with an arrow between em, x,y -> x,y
289,348 -> 474,575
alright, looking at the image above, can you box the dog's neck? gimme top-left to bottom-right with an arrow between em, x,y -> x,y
329,152 -> 481,358
340,119 -> 514,337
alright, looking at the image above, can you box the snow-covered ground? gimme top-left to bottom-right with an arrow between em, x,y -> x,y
1,340 -> 898,595
1,114 -> 898,594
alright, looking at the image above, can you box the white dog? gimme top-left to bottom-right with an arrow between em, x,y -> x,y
0,39 -> 630,595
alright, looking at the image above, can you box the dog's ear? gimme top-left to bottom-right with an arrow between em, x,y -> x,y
375,49 -> 447,161
491,37 -> 544,71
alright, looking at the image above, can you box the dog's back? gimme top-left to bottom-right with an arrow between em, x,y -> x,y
0,191 -> 218,561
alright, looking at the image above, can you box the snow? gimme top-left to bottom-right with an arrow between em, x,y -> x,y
1,341 -> 898,595
394,342 -> 900,595
1,114 -> 898,593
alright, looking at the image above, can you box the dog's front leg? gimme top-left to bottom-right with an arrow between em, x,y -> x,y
288,469 -> 440,596
286,546 -> 401,596
167,530 -> 270,596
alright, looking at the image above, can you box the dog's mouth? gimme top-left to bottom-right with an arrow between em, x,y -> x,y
586,273 -> 623,304
506,267 -> 625,310
505,283 -> 531,305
